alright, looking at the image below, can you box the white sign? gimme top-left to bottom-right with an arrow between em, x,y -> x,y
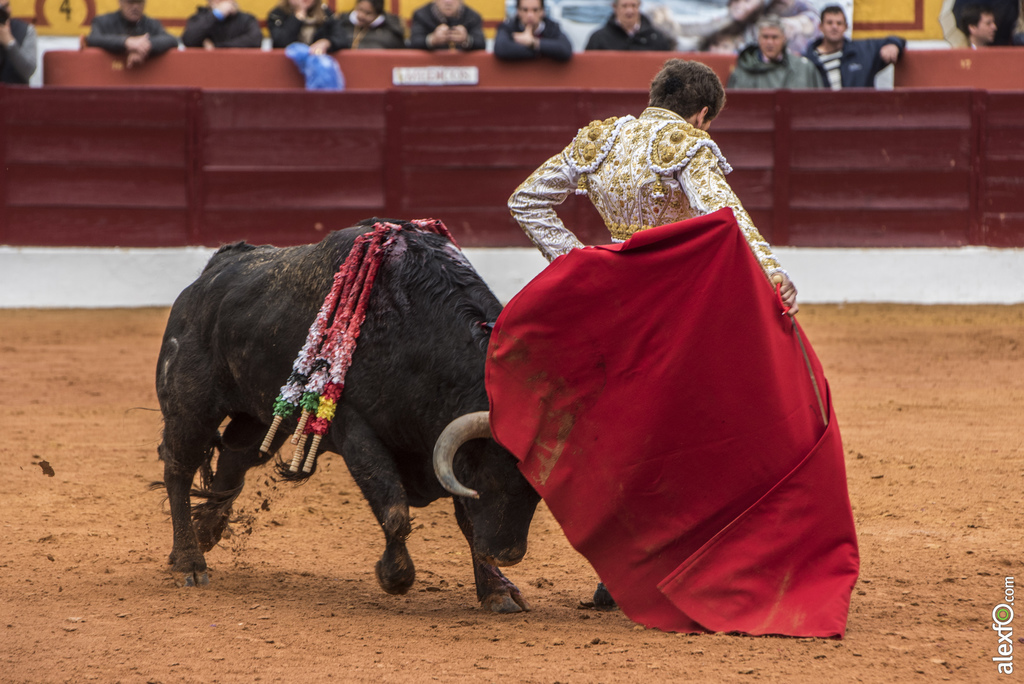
391,66 -> 480,87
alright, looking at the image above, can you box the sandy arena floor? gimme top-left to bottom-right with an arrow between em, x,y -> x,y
1,304 -> 1022,683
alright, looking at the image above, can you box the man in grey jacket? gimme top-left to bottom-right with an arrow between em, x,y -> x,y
727,16 -> 822,89
86,0 -> 178,69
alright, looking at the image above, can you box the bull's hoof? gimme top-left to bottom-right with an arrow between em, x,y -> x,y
482,590 -> 531,613
375,558 -> 415,595
175,570 -> 209,588
168,549 -> 209,588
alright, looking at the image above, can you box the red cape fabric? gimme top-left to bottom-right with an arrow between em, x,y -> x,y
485,208 -> 859,638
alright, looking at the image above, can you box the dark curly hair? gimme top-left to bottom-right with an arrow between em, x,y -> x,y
958,3 -> 993,34
648,59 -> 726,122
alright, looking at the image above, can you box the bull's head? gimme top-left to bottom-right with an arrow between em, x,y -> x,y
433,411 -> 539,567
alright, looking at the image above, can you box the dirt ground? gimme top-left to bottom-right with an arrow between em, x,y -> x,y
1,304 -> 1022,683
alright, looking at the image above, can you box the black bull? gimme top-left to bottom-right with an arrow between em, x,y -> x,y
155,220 -> 541,612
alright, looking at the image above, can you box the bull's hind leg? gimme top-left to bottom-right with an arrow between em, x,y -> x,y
453,501 -> 531,613
160,412 -> 282,588
159,416 -> 222,588
157,333 -> 226,587
337,413 -> 416,595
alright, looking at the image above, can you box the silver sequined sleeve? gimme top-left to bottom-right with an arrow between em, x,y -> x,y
507,151 -> 586,262
678,146 -> 787,279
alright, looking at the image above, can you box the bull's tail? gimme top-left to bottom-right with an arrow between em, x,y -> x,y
274,455 -> 318,483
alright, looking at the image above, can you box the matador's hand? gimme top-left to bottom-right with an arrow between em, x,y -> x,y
773,273 -> 799,315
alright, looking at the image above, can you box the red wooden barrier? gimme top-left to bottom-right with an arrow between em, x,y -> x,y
44,49 -> 738,91
1,86 -> 1022,249
42,48 -> 1024,91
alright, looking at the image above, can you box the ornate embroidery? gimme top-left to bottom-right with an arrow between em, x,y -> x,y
649,123 -> 733,178
567,116 -> 633,176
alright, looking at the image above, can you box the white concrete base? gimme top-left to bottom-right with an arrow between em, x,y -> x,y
1,246 -> 1022,308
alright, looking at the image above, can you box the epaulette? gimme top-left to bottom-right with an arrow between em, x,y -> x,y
567,116 -> 633,194
648,123 -> 733,179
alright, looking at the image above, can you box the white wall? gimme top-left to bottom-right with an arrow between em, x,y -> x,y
1,246 -> 1022,308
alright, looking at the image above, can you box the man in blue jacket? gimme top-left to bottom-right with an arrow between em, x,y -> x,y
804,5 -> 905,89
494,0 -> 573,61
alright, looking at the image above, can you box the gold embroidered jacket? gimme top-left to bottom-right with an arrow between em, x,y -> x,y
507,107 -> 785,278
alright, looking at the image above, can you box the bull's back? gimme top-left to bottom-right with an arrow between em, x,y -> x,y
156,231 -> 363,414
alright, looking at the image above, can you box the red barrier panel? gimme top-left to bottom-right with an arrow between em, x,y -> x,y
983,93 -> 1024,245
895,49 -> 1024,91
1,86 -> 1022,248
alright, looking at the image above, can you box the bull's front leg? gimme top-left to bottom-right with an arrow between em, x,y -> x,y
338,415 -> 416,595
192,415 -> 278,553
453,501 -> 531,613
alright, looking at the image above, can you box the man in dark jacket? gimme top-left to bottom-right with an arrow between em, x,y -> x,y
182,0 -> 263,49
954,0 -> 1017,45
336,0 -> 405,49
86,0 -> 178,68
584,0 -> 674,51
494,0 -> 572,61
409,0 -> 485,51
804,5 -> 904,89
0,0 -> 36,84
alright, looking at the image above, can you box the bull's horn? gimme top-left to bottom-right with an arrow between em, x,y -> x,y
432,411 -> 490,499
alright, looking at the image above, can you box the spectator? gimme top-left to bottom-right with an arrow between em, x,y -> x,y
954,0 -> 1017,45
0,0 -> 36,84
86,0 -> 178,69
804,5 -> 905,89
584,0 -> 674,51
494,0 -> 572,62
182,0 -> 263,49
408,0 -> 485,51
960,4 -> 998,47
336,0 -> 405,49
727,16 -> 822,88
700,0 -> 820,55
268,0 -> 344,54
1015,10 -> 1024,44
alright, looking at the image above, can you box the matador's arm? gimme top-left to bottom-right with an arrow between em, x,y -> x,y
507,151 -> 585,262
678,146 -> 788,280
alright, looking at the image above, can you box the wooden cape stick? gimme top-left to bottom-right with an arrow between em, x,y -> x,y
771,273 -> 829,428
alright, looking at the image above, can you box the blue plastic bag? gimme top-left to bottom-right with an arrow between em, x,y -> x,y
285,42 -> 345,91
